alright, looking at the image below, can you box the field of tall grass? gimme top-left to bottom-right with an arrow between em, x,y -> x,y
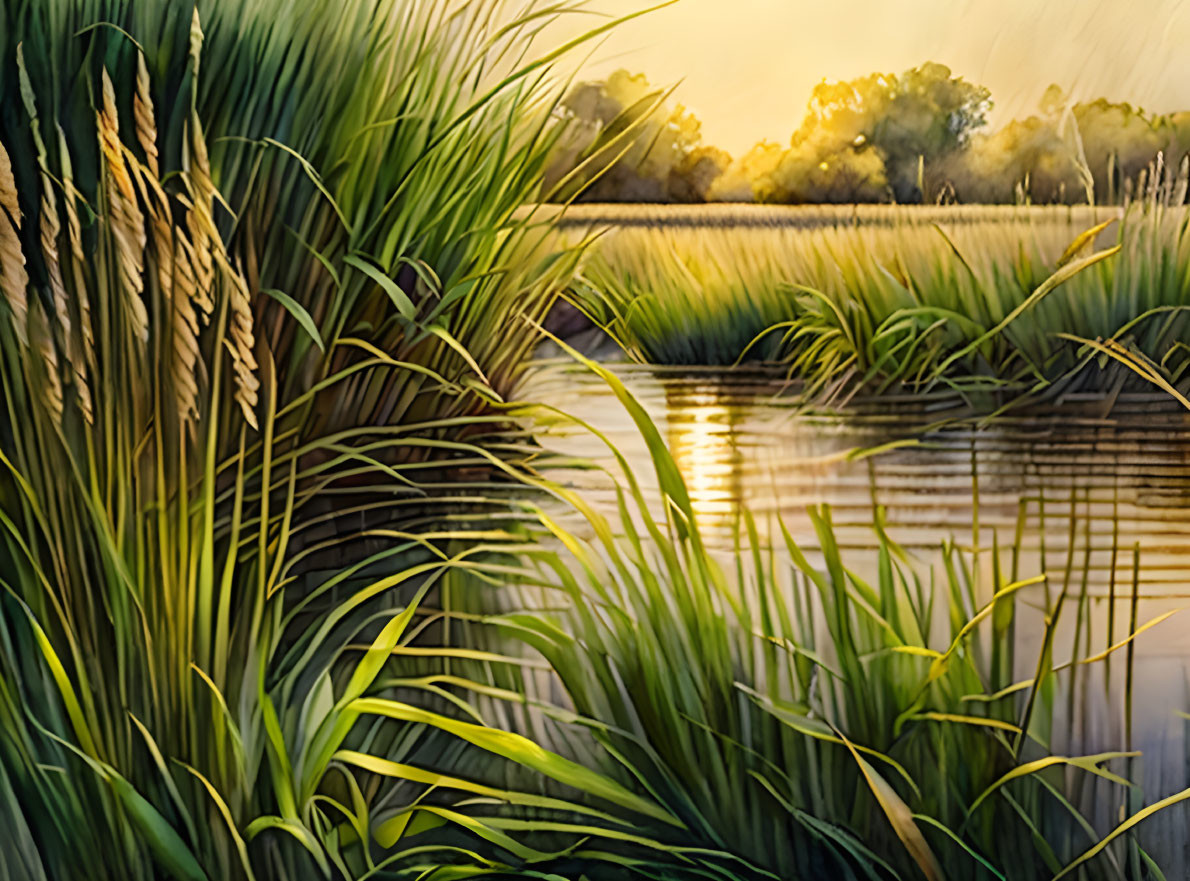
3,1 -> 1190,879
0,0 -> 643,876
567,204 -> 1190,407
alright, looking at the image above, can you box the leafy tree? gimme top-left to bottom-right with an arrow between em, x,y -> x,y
772,71 -> 898,202
669,145 -> 732,202
939,86 -> 1186,205
1075,97 -> 1166,201
942,113 -> 1082,204
546,63 -> 1190,206
873,62 -> 992,199
753,62 -> 990,204
708,141 -> 785,202
544,69 -> 713,202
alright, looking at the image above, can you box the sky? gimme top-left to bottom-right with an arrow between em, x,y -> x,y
548,0 -> 1190,156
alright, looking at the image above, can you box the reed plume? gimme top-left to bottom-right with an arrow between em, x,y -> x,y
0,139 -> 28,345
98,68 -> 149,343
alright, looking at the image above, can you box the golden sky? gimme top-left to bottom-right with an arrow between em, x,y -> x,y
550,0 -> 1190,156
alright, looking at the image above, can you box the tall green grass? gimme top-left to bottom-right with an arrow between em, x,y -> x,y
568,204 -> 1190,407
5,3 -> 1189,880
0,1 -> 671,877
432,347 -> 1188,879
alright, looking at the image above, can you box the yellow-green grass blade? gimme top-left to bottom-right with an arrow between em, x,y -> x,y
352,697 -> 682,828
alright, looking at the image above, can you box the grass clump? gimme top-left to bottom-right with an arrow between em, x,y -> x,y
4,2 -> 1188,879
435,350 -> 1186,879
0,0 -> 663,877
569,203 -> 1190,407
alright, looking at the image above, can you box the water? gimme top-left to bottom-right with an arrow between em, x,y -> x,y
523,359 -> 1190,572
519,356 -> 1190,868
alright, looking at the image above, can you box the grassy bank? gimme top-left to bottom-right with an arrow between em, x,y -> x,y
568,203 -> 1190,407
0,0 -> 627,876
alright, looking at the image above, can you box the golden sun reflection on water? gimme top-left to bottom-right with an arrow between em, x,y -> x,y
665,387 -> 743,534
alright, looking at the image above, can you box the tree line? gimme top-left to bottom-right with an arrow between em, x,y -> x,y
545,65 -> 1190,205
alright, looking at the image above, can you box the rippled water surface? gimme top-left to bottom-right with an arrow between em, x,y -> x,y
523,360 -> 1190,576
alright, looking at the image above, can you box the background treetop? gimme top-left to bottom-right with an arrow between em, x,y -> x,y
548,63 -> 1190,206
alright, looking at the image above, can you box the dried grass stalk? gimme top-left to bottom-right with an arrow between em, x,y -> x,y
215,250 -> 259,429
0,139 -> 28,345
133,52 -> 160,179
31,301 -> 64,426
172,236 -> 203,424
57,127 -> 95,374
0,138 -> 19,225
40,185 -> 93,423
185,120 -> 217,318
98,68 -> 149,343
136,161 -> 205,425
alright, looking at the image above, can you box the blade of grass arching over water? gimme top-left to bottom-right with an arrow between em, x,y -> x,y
532,324 -> 697,534
1057,334 -> 1190,410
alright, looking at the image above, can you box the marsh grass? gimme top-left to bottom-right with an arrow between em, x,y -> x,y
4,3 -> 1189,880
427,345 -> 1189,880
568,203 -> 1190,408
0,1 -> 679,878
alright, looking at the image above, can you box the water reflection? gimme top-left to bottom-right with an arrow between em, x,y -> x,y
665,386 -> 742,533
523,362 -> 1190,579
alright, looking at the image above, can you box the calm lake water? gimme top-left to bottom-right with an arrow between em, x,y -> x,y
519,354 -> 1190,868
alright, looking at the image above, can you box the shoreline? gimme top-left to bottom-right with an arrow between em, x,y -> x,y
523,201 -> 1132,229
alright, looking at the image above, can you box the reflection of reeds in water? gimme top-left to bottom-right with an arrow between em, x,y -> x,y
472,347 -> 1190,878
848,412 -> 1190,588
530,363 -> 1190,595
546,370 -> 1190,869
473,344 -> 1190,877
865,429 -> 1190,868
